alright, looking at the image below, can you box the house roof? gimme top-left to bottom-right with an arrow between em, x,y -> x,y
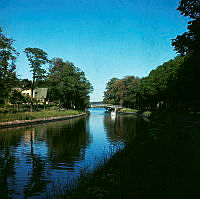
34,88 -> 48,99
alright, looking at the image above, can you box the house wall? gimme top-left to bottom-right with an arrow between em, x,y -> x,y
21,88 -> 48,103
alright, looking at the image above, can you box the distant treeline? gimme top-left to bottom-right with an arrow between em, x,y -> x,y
0,30 -> 93,110
104,0 -> 200,111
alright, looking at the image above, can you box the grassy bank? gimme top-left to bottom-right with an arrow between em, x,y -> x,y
119,108 -> 139,113
119,108 -> 152,117
62,111 -> 200,199
0,104 -> 60,114
0,110 -> 82,122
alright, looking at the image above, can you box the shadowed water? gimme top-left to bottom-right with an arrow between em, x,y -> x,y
0,108 -> 145,198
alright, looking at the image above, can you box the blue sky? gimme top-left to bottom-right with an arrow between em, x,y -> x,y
1,0 -> 188,101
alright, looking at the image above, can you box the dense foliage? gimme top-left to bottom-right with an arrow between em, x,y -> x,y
24,47 -> 49,111
104,55 -> 200,111
0,28 -> 18,104
103,0 -> 200,111
0,28 -> 93,110
47,58 -> 93,110
172,0 -> 200,55
24,48 -> 49,96
103,56 -> 188,110
103,76 -> 140,107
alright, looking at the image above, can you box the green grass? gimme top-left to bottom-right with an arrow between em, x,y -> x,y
119,108 -> 152,118
119,108 -> 138,113
0,104 -> 60,113
0,110 -> 82,122
142,111 -> 152,117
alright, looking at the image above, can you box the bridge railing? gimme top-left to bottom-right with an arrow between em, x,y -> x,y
90,104 -> 123,109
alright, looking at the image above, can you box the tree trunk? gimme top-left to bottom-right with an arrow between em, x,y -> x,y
31,74 -> 35,112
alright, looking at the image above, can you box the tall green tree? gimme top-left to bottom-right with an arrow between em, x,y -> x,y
24,48 -> 49,110
103,76 -> 141,107
172,0 -> 200,110
103,78 -> 120,105
48,58 -> 93,109
103,1 -> 200,111
172,0 -> 200,55
103,56 -> 187,110
0,28 -> 19,104
9,89 -> 28,111
118,76 -> 140,108
19,78 -> 32,90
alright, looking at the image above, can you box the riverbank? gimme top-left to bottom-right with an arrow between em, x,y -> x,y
118,108 -> 151,118
0,110 -> 86,129
63,111 -> 200,199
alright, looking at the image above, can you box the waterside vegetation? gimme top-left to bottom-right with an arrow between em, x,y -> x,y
119,108 -> 152,118
119,108 -> 138,113
103,0 -> 200,112
0,29 -> 93,112
0,27 -> 93,123
0,109 -> 82,123
62,111 -> 200,199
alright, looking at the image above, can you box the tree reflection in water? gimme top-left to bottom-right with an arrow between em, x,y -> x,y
0,129 -> 22,198
104,114 -> 146,144
0,116 -> 91,198
0,111 -> 146,198
46,117 -> 91,170
24,129 -> 49,198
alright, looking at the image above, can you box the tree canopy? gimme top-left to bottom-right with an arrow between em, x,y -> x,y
172,0 -> 200,55
47,58 -> 93,110
0,26 -> 93,109
24,48 -> 49,93
103,56 -> 200,111
177,0 -> 200,19
0,28 -> 18,104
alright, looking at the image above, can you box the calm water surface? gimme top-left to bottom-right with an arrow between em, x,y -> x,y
0,108 -> 144,198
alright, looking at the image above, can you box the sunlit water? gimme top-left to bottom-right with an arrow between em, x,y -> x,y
0,108 -> 144,198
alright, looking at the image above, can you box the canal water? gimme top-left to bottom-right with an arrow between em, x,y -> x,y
0,108 -> 145,198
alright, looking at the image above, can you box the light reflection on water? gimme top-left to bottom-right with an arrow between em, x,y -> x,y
0,108 -> 143,198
